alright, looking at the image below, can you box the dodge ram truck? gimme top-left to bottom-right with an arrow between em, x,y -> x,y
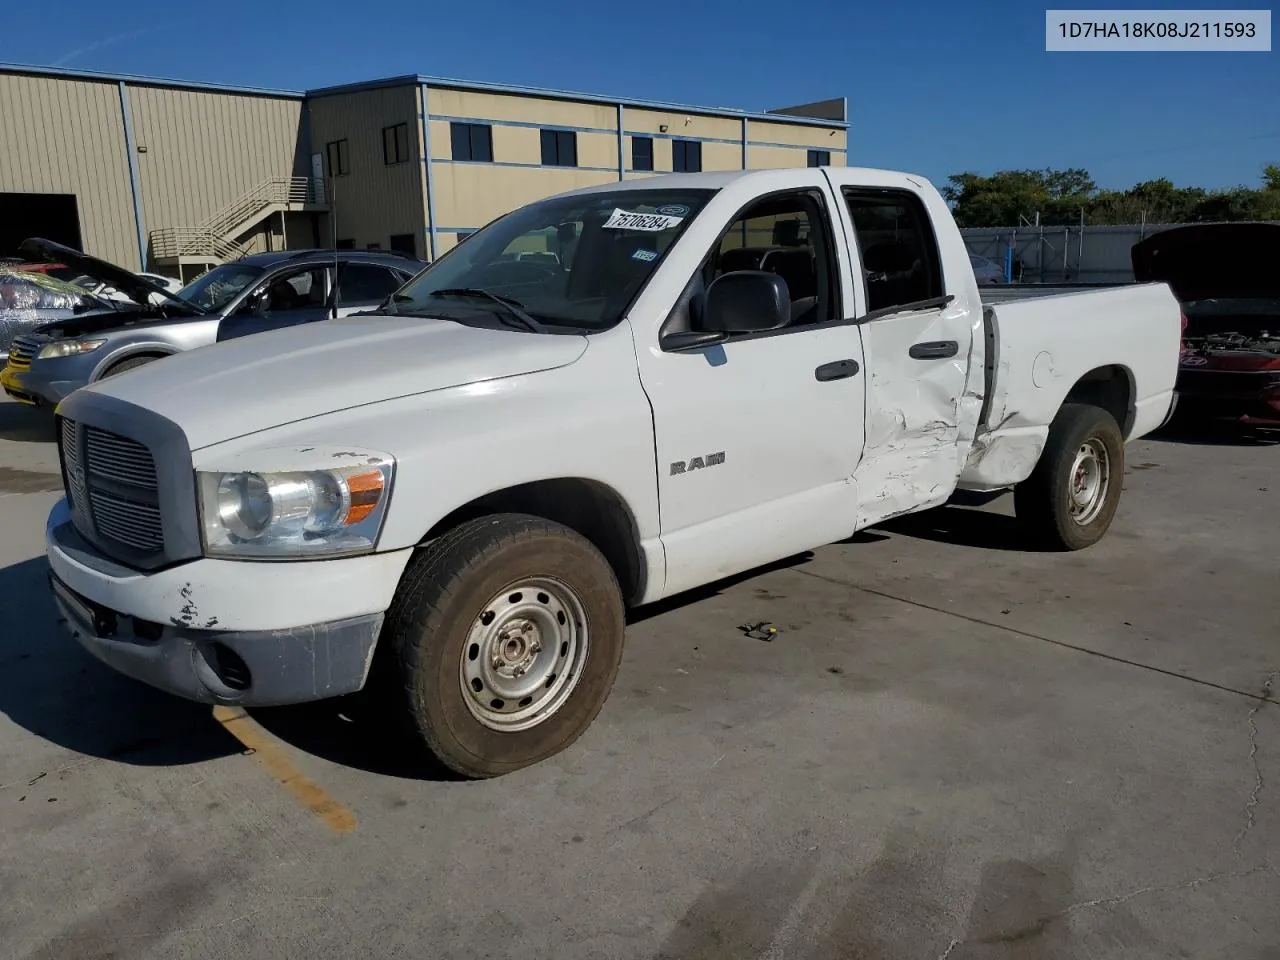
44,167 -> 1182,778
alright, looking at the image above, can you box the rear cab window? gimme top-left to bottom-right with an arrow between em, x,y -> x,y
842,188 -> 944,315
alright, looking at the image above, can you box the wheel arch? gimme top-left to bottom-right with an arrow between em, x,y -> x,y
90,345 -> 178,381
416,477 -> 649,606
1060,364 -> 1136,437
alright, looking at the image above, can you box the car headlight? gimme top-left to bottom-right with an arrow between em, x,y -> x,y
197,458 -> 394,559
37,339 -> 107,360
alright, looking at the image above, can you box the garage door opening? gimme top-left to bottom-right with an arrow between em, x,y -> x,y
0,193 -> 83,260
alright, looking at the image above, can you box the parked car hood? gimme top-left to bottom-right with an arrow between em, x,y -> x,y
1131,223 -> 1280,302
18,237 -> 205,316
29,307 -> 202,341
81,314 -> 590,449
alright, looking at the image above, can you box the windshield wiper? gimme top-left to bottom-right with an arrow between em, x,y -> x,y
430,288 -> 547,333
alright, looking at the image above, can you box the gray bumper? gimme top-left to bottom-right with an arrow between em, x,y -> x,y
2,362 -> 83,407
50,572 -> 384,706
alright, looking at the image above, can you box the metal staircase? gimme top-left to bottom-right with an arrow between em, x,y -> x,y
150,176 -> 327,268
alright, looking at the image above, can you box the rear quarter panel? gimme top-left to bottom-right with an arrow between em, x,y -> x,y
959,282 -> 1181,491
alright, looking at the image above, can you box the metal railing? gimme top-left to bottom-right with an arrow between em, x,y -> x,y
150,176 -> 325,263
149,228 -> 246,262
200,176 -> 324,239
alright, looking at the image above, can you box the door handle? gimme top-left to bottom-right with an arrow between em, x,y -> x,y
909,340 -> 959,360
815,359 -> 860,382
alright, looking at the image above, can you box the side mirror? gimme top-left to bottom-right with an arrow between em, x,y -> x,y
702,270 -> 790,333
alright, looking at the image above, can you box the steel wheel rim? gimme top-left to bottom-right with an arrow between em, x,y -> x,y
1068,438 -> 1110,526
459,576 -> 589,732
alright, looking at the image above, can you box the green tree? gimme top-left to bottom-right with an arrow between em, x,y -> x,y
943,164 -> 1279,227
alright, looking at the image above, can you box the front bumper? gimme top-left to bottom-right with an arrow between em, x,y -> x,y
1,358 -> 83,407
51,570 -> 385,705
45,499 -> 413,705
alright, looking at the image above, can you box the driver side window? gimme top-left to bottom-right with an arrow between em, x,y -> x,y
256,267 -> 329,312
707,191 -> 837,328
668,190 -> 840,339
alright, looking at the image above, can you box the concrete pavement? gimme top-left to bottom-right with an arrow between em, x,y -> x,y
0,394 -> 1276,959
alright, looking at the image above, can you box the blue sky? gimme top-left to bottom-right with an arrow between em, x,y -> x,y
5,0 -> 1277,191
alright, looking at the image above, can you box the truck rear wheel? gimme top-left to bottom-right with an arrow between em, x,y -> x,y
1014,403 -> 1125,551
383,513 -> 625,778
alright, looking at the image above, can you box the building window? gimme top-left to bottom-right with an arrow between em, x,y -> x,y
632,136 -> 654,172
382,123 -> 410,165
389,233 -> 417,257
450,122 -> 493,162
366,242 -> 381,250
336,238 -> 356,250
456,232 -> 473,244
540,129 -> 577,167
808,149 -> 831,167
672,139 -> 702,173
326,139 -> 349,177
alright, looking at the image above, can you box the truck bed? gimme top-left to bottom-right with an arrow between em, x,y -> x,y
979,282 -> 1130,305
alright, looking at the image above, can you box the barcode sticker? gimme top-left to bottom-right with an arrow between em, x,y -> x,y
602,208 -> 684,232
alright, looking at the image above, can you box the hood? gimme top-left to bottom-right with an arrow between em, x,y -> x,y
1131,223 -> 1280,302
29,306 -> 194,341
82,314 -> 590,449
18,238 -> 204,316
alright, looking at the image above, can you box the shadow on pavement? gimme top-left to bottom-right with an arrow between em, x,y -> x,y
877,505 -> 1039,553
251,692 -> 462,783
0,402 -> 57,444
0,556 -> 239,768
627,551 -> 815,625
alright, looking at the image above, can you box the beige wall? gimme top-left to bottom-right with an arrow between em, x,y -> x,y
428,89 -> 617,132
747,118 -> 847,171
129,85 -> 302,240
0,73 -> 138,268
431,164 -> 617,233
308,85 -> 426,257
625,107 -> 742,143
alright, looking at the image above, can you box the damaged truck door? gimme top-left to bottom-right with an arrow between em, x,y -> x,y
835,177 -> 986,527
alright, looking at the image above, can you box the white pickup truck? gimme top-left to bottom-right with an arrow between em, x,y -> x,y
45,167 -> 1181,777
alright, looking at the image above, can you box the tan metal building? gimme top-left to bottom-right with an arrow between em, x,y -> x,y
0,64 -> 848,277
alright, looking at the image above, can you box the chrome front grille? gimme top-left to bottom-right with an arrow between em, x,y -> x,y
60,417 -> 165,558
7,338 -> 35,369
85,427 -> 159,489
86,491 -> 163,550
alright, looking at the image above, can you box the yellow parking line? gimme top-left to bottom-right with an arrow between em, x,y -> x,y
212,705 -> 358,835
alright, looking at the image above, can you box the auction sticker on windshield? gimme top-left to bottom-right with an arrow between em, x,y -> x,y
603,208 -> 685,231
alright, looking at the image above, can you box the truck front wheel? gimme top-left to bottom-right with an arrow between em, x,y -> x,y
1014,403 -> 1125,551
383,513 -> 625,778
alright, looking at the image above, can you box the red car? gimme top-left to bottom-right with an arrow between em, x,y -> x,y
1133,223 -> 1280,426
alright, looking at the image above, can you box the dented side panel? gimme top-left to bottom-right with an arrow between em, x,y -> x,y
852,302 -> 986,527
959,283 -> 1182,491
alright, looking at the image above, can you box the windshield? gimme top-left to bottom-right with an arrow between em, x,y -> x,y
389,188 -> 715,331
178,263 -> 266,312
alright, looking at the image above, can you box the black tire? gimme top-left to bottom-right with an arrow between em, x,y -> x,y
1014,403 -> 1125,551
382,513 -> 625,779
101,354 -> 162,378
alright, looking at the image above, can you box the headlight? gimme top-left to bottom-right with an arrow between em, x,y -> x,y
37,339 -> 107,360
197,459 -> 393,559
